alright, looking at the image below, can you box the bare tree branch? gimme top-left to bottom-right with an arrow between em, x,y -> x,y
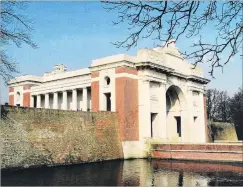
0,1 -> 37,83
102,1 -> 243,77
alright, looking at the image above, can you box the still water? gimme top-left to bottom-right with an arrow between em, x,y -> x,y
2,159 -> 243,186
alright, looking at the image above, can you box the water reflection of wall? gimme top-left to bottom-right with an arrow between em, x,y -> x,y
151,164 -> 210,186
151,160 -> 243,187
120,159 -> 243,186
2,159 -> 243,186
153,169 -> 210,186
121,159 -> 150,186
2,161 -> 124,186
153,170 -> 180,186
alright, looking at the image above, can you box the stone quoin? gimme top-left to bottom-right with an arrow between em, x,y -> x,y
8,40 -> 210,158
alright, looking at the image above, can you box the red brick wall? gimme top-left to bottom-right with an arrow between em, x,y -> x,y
91,71 -> 100,112
2,106 -> 124,169
9,87 -> 14,106
24,85 -> 31,90
151,143 -> 243,162
91,71 -> 99,78
115,66 -> 138,75
23,92 -> 31,107
91,81 -> 99,112
23,85 -> 32,107
9,95 -> 14,106
116,77 -> 139,141
152,150 -> 243,162
91,67 -> 139,141
9,87 -> 14,93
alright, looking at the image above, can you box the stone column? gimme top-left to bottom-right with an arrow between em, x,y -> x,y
158,83 -> 167,139
37,95 -> 41,108
62,91 -> 67,110
83,87 -> 87,111
53,92 -> 58,109
72,89 -> 77,110
45,93 -> 49,109
30,95 -> 34,107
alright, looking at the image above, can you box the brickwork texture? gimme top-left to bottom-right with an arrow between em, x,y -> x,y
0,106 -> 123,169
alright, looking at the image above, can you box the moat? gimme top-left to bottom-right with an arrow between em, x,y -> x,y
2,159 -> 243,186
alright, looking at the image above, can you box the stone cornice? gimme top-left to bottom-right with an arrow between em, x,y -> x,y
136,61 -> 210,85
135,61 -> 174,73
187,75 -> 210,84
8,75 -> 43,86
7,81 -> 42,87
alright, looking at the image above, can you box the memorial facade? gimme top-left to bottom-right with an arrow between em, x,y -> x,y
8,40 -> 210,157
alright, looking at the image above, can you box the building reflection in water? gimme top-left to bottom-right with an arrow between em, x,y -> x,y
2,159 -> 243,186
150,160 -> 243,186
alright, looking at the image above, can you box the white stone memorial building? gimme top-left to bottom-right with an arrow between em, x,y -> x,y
8,40 -> 210,157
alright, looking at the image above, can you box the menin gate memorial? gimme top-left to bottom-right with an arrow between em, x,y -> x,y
8,40 -> 210,158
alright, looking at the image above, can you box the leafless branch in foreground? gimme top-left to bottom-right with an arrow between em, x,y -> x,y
0,1 -> 37,84
103,1 -> 243,77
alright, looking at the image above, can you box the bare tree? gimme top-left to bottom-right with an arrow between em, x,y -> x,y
206,88 -> 221,121
103,1 -> 243,77
0,1 -> 37,83
206,89 -> 231,122
216,90 -> 231,122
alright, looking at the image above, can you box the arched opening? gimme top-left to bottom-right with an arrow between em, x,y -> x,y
104,76 -> 111,86
166,85 -> 186,142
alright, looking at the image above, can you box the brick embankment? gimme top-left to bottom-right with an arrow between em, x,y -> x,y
0,106 -> 124,169
151,143 -> 243,163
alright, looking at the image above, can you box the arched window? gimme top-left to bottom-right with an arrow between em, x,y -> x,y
104,76 -> 111,86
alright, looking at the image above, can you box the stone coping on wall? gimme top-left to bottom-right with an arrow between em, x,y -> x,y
150,142 -> 243,146
151,151 -> 243,163
151,143 -> 243,151
151,143 -> 243,163
214,140 -> 243,144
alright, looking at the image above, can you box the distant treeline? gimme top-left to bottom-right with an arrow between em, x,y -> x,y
206,87 -> 243,140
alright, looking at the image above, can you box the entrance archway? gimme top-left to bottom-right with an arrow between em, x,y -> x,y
166,85 -> 186,142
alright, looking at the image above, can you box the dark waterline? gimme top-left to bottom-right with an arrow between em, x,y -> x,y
2,159 -> 243,186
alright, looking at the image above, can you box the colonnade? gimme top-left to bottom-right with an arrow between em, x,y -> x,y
30,87 -> 89,111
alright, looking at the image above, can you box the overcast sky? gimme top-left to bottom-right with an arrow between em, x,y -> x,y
1,2 -> 242,104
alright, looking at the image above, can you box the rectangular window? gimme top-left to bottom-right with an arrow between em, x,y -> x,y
104,93 -> 111,111
194,116 -> 198,125
175,116 -> 181,137
34,96 -> 37,108
150,113 -> 158,138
